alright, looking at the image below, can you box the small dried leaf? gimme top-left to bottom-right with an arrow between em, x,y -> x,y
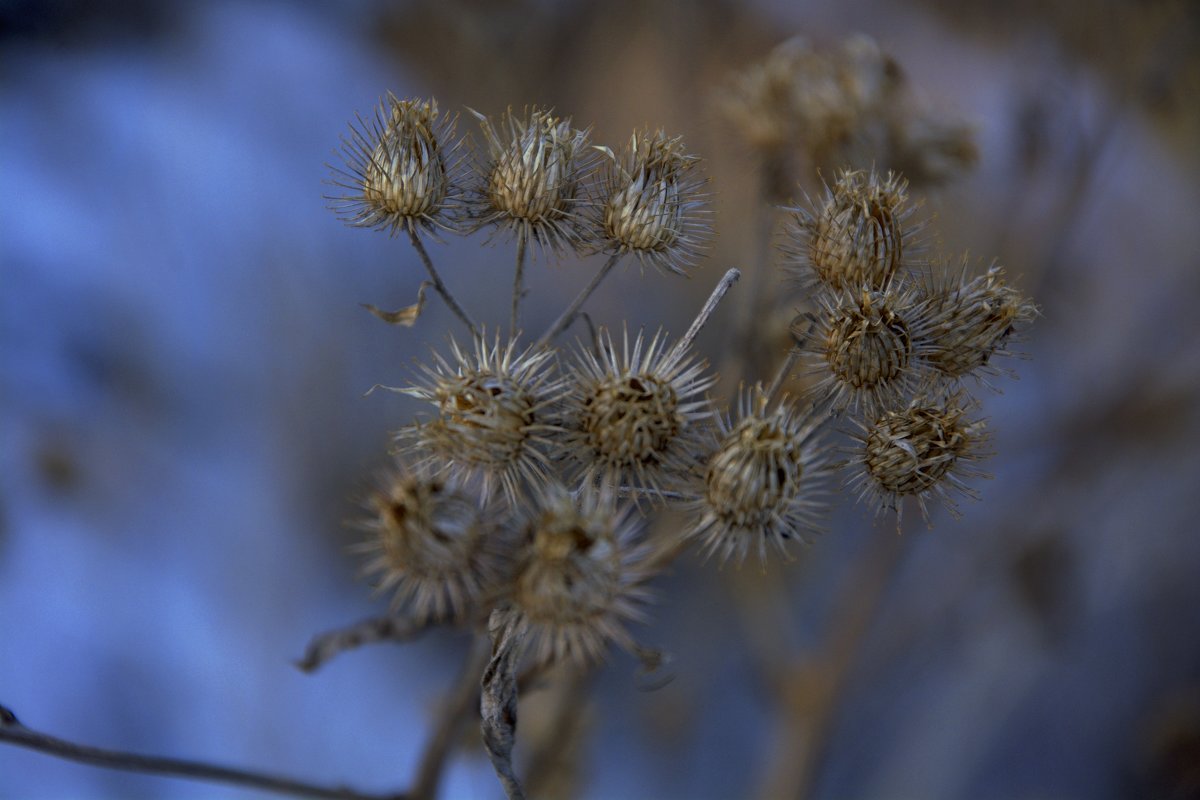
481,609 -> 526,800
361,281 -> 432,327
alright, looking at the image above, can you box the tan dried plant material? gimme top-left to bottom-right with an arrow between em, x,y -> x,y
783,168 -> 919,292
922,260 -> 1040,387
685,387 -> 833,563
509,484 -> 654,665
797,281 -> 934,417
849,396 -> 991,525
327,95 -> 464,237
593,129 -> 712,276
396,333 -> 565,508
468,106 -> 596,254
561,328 -> 715,502
353,461 -> 505,623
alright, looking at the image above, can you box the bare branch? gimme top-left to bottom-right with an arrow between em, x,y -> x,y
0,703 -> 406,800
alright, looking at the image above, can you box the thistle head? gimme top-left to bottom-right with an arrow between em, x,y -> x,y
328,94 -> 462,236
397,333 -> 565,508
594,130 -> 711,275
685,387 -> 832,564
922,261 -> 1039,385
797,281 -> 932,417
354,462 -> 504,623
849,395 -> 990,525
783,168 -> 917,291
562,328 -> 716,501
469,106 -> 595,253
509,484 -> 653,665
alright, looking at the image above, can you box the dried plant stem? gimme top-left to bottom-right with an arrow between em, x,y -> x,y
670,267 -> 741,360
763,348 -> 801,402
295,613 -> 429,673
0,704 -> 406,800
511,234 -> 528,337
411,635 -> 491,800
534,253 -> 622,349
408,229 -> 478,338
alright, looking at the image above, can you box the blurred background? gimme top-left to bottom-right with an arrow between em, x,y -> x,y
2,0 -> 1199,798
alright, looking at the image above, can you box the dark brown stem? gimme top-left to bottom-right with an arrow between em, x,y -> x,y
0,703 -> 406,800
408,229 -> 478,338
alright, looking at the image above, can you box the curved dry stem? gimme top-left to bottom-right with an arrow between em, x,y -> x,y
0,704 -> 406,800
295,613 -> 429,673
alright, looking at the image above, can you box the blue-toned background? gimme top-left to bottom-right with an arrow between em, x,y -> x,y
3,1 -> 1199,798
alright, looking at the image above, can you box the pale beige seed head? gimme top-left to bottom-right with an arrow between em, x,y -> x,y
686,388 -> 831,563
510,485 -> 651,665
597,130 -> 711,275
397,333 -> 565,508
354,463 -> 499,622
470,107 -> 593,252
328,95 -> 461,236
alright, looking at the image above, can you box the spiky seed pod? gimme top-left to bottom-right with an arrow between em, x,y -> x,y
848,396 -> 990,524
328,95 -> 463,236
509,484 -> 653,665
783,169 -> 918,291
468,106 -> 595,253
922,261 -> 1039,386
685,387 -> 832,563
593,130 -> 711,276
797,281 -> 933,417
561,328 -> 716,501
353,462 -> 504,623
396,333 -> 565,508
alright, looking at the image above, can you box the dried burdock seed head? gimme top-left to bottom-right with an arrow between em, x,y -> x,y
849,395 -> 990,525
783,168 -> 918,291
796,281 -> 932,417
716,36 -> 859,165
510,484 -> 653,665
593,129 -> 711,276
922,260 -> 1039,387
353,461 -> 503,622
468,106 -> 595,254
328,94 -> 463,236
562,327 -> 716,501
396,332 -> 565,508
685,387 -> 832,564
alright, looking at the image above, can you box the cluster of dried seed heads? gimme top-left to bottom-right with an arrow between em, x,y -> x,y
329,90 -> 1036,671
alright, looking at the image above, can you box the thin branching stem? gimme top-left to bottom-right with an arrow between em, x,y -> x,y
534,253 -> 622,349
670,267 -> 741,360
408,229 -> 478,338
295,613 -> 429,673
510,234 -> 527,338
0,704 -> 406,800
